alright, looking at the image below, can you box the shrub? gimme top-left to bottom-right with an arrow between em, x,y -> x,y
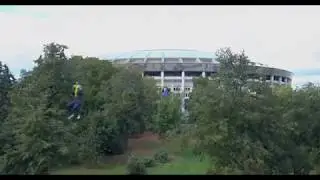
126,155 -> 147,175
153,149 -> 169,164
206,167 -> 243,175
141,157 -> 156,168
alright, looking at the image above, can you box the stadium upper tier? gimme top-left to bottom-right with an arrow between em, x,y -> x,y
105,49 -> 218,63
103,49 -> 293,85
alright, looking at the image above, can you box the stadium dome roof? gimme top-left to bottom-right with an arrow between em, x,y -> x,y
105,49 -> 216,60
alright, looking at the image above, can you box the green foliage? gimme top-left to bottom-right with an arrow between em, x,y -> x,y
0,62 -> 15,121
5,42 -> 320,175
141,78 -> 159,132
0,62 -> 15,156
0,42 -> 157,174
19,69 -> 32,79
2,43 -> 76,174
89,68 -> 156,155
188,47 -> 320,174
126,155 -> 148,175
152,96 -> 182,136
154,149 -> 169,164
141,157 -> 156,168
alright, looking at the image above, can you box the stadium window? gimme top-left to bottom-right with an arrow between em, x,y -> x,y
185,71 -> 202,77
274,76 -> 280,81
248,74 -> 259,80
206,72 -> 215,77
144,71 -> 161,77
164,71 -> 182,77
266,75 -> 271,80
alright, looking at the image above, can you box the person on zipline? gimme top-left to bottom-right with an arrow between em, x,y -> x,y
162,86 -> 170,97
67,81 -> 83,120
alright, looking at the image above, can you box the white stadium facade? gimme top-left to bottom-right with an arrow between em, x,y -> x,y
106,49 -> 293,104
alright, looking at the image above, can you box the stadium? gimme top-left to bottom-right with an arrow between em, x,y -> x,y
106,49 -> 293,101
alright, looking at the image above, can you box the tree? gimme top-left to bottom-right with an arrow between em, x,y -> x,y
2,43 -> 75,174
0,42 -> 164,174
19,69 -> 32,79
89,68 -> 156,155
0,62 -> 15,156
0,62 -> 15,122
151,96 -> 182,136
189,48 -> 314,174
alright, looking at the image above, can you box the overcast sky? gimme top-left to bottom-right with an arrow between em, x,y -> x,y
1,5 -> 320,86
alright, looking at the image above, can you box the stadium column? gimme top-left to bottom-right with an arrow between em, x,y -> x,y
181,71 -> 185,93
202,71 -> 205,78
270,75 -> 274,84
161,71 -> 164,88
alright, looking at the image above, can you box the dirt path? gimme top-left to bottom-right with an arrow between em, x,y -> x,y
128,132 -> 161,155
101,132 -> 162,165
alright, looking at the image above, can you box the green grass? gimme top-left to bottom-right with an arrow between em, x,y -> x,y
52,156 -> 210,175
148,156 -> 210,175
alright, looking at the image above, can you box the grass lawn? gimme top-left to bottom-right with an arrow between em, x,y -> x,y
51,132 -> 211,175
148,156 -> 210,175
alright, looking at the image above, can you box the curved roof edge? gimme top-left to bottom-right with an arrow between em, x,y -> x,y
102,49 -> 292,75
104,49 -> 216,60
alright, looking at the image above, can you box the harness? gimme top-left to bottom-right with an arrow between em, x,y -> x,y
73,84 -> 82,97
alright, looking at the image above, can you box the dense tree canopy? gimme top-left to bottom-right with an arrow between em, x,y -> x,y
188,48 -> 320,174
1,43 -> 320,174
0,43 -> 162,174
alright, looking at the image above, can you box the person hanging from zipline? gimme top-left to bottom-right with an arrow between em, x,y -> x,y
162,86 -> 170,97
67,81 -> 83,120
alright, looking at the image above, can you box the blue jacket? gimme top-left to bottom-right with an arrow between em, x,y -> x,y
162,88 -> 170,97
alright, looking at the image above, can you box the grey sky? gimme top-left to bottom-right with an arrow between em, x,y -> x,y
1,5 -> 320,85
